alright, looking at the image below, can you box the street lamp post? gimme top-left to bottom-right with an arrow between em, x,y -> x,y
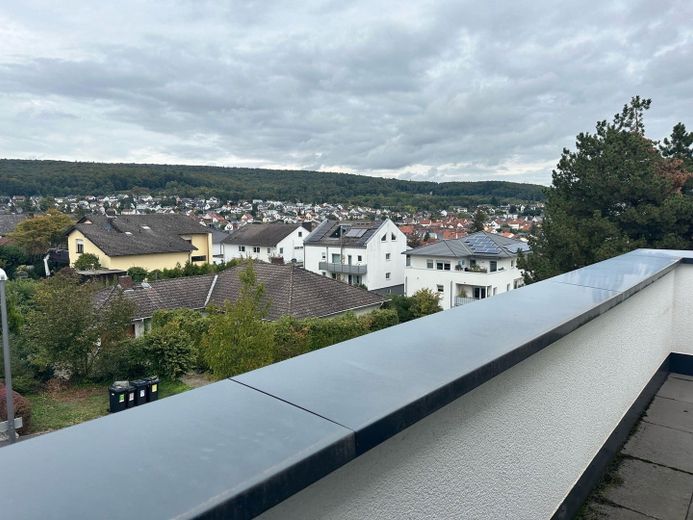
0,268 -> 16,444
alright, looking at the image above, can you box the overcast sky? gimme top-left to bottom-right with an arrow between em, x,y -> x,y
1,1 -> 691,185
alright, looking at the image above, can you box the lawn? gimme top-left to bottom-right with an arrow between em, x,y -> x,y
25,379 -> 193,434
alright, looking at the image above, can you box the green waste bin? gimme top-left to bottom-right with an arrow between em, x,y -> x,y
131,379 -> 148,406
145,376 -> 160,402
109,381 -> 130,413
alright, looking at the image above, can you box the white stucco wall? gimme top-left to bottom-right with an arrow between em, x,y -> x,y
222,226 -> 307,264
303,220 -> 407,290
259,269 -> 678,520
673,263 -> 693,355
405,255 -> 522,310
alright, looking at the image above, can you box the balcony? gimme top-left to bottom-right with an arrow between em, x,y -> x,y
319,261 -> 367,275
0,248 -> 691,519
454,296 -> 479,306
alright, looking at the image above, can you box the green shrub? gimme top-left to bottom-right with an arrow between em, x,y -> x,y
131,328 -> 195,380
73,253 -> 101,270
127,266 -> 148,283
272,317 -> 310,362
360,308 -> 399,331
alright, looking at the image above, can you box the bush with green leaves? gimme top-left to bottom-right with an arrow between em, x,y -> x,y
73,252 -> 101,270
129,327 -> 195,380
127,266 -> 148,283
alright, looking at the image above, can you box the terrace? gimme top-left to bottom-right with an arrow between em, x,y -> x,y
0,248 -> 691,519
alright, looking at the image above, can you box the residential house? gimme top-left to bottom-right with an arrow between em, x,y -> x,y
221,223 -> 307,265
98,263 -> 386,336
0,214 -> 28,245
67,214 -> 212,271
210,229 -> 230,265
404,231 -> 530,310
303,219 -> 407,293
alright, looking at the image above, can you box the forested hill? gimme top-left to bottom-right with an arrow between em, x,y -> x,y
0,159 -> 545,209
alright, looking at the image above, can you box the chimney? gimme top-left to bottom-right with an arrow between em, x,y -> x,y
118,276 -> 134,290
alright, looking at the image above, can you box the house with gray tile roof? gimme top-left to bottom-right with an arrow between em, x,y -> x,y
67,214 -> 212,272
97,263 -> 386,336
404,231 -> 530,310
221,223 -> 307,265
303,219 -> 407,294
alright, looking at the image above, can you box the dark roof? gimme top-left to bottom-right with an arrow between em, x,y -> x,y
222,223 -> 304,247
71,214 -> 210,257
406,231 -> 530,258
0,214 -> 28,235
304,220 -> 385,248
210,229 -> 230,244
97,263 -> 385,321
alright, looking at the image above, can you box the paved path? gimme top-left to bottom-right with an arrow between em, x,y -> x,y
580,373 -> 693,519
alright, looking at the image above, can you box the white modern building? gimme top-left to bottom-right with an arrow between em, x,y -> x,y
404,231 -> 530,310
210,229 -> 230,265
303,219 -> 407,293
221,223 -> 307,264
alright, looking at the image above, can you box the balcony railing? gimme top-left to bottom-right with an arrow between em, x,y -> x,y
454,296 -> 478,306
0,249 -> 691,520
319,261 -> 367,275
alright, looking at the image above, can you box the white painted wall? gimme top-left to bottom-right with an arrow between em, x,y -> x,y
303,220 -> 407,290
222,226 -> 307,264
405,255 -> 523,310
259,269 -> 679,520
673,263 -> 693,355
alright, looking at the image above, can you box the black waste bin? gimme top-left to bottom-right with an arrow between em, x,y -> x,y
131,379 -> 148,406
108,382 -> 130,413
145,376 -> 160,402
125,383 -> 136,408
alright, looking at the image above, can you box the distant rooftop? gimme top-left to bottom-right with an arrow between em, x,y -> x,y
71,214 -> 210,257
304,219 -> 386,247
222,223 -> 305,247
406,231 -> 530,258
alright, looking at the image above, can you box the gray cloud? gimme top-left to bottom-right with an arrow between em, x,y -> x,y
0,0 -> 692,185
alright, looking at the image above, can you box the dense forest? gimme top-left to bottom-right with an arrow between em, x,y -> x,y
0,159 -> 544,209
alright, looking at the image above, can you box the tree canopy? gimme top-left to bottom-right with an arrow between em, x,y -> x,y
8,209 -> 73,256
521,97 -> 693,281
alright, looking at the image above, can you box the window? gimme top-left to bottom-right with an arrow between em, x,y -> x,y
321,252 -> 326,259
298,231 -> 303,237
239,246 -> 246,252
507,283 -> 511,291
191,255 -> 207,262
279,247 -> 283,254
385,272 -> 391,280
436,262 -> 451,271
76,239 -> 84,254
267,248 -> 271,254
381,234 -> 387,241
357,255 -> 362,262
493,287 -> 497,295
427,259 -> 434,269
391,233 -> 396,240
406,255 -> 411,266
490,260 -> 497,272
444,262 -> 451,271
385,253 -> 391,261
436,284 -> 444,293
511,259 -> 515,268
332,253 -> 341,263
253,246 -> 260,253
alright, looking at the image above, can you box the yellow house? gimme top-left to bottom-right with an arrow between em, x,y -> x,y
67,214 -> 213,271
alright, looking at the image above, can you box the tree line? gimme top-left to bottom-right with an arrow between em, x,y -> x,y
0,159 -> 545,210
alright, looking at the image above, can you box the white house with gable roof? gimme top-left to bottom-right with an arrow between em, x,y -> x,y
404,231 -> 530,310
303,219 -> 407,293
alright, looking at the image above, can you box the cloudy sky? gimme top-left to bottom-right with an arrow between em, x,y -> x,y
1,1 -> 691,185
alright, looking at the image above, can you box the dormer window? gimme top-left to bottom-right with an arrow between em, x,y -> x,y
141,225 -> 151,230
125,231 -> 133,236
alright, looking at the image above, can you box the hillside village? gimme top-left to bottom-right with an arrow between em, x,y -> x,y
0,193 -> 543,247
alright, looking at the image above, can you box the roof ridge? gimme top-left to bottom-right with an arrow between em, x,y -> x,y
286,265 -> 295,315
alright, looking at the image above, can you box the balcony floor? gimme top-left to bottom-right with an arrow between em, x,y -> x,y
579,373 -> 693,519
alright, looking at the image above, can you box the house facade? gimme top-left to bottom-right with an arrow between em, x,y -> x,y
404,231 -> 530,310
67,214 -> 212,271
221,223 -> 307,264
303,219 -> 407,292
